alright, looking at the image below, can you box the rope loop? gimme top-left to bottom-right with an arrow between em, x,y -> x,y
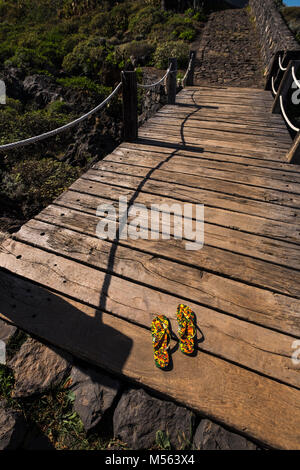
137,66 -> 172,89
278,55 -> 287,72
0,82 -> 122,151
279,95 -> 300,133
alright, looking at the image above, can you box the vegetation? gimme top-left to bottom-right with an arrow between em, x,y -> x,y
280,6 -> 300,44
0,0 -> 206,230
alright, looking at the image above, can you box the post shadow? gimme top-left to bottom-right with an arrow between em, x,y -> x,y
98,90 -> 204,361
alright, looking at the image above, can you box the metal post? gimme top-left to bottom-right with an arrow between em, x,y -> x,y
122,71 -> 138,142
167,58 -> 177,105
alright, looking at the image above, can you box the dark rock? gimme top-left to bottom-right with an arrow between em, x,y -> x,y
0,318 -> 17,345
23,74 -> 63,107
113,388 -> 195,450
0,67 -> 25,101
9,337 -> 72,397
193,419 -> 258,450
70,365 -> 121,431
0,403 -> 28,450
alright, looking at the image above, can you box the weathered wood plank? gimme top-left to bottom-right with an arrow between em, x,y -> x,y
36,203 -> 300,299
120,142 -> 300,172
0,270 -> 299,450
138,129 -> 290,156
77,170 -> 300,224
108,147 -> 300,186
94,159 -> 300,200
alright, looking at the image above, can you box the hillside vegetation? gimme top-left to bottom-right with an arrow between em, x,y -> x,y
0,0 -> 206,230
281,6 -> 300,43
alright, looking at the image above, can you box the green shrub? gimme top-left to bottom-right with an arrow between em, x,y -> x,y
46,100 -> 70,116
128,6 -> 165,38
4,47 -> 52,72
62,37 -> 106,76
117,40 -> 155,64
57,76 -> 111,97
178,29 -> 196,41
2,158 -> 80,216
153,41 -> 189,69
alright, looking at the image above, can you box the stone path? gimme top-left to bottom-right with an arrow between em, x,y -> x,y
193,8 -> 265,88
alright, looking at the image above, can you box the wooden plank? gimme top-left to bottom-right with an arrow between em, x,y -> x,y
147,115 -> 291,139
157,107 -> 288,128
95,159 -> 300,200
109,147 -> 300,186
0,237 -> 299,389
46,190 -> 300,245
68,177 -> 300,269
138,129 -> 290,156
64,166 -> 300,245
0,270 -> 299,450
120,142 -> 300,172
133,137 -> 292,162
142,123 -> 291,149
77,170 -> 300,224
37,203 -> 300,298
35,203 -> 300,299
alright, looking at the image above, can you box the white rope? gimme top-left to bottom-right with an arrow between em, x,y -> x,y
137,66 -> 171,89
271,76 -> 278,95
182,57 -> 193,84
278,55 -> 287,72
292,66 -> 300,90
279,95 -> 300,132
0,82 -> 122,151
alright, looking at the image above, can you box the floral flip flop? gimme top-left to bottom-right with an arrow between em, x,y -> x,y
151,315 -> 171,369
177,304 -> 196,355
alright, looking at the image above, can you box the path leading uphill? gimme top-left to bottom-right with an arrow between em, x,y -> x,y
193,8 -> 265,88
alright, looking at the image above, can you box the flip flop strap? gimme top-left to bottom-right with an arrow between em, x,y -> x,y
179,317 -> 196,339
153,325 -> 170,349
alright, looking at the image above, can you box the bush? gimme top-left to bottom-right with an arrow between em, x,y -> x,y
57,76 -> 112,97
2,158 -> 80,217
117,40 -> 155,65
128,6 -> 165,38
62,37 -> 106,76
4,47 -> 52,72
178,29 -> 196,41
153,41 -> 189,69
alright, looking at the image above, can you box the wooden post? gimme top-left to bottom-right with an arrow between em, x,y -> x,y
286,131 -> 300,163
186,50 -> 196,86
272,60 -> 300,114
166,58 -> 177,105
122,71 -> 138,142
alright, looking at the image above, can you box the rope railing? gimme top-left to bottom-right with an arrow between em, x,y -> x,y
137,66 -> 172,89
181,54 -> 194,85
278,54 -> 287,72
0,52 -> 195,148
0,82 -> 122,151
279,95 -> 300,132
271,75 -> 278,96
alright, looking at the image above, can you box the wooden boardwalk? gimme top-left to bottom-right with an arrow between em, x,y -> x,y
1,86 -> 300,449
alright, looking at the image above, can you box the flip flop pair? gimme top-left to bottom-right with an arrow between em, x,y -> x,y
151,305 -> 196,370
